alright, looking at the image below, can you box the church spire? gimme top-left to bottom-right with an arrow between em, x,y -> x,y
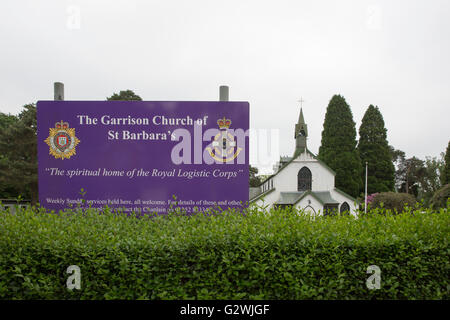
294,107 -> 308,157
298,107 -> 305,125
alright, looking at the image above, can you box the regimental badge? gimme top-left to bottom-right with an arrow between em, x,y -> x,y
206,117 -> 242,163
44,121 -> 80,160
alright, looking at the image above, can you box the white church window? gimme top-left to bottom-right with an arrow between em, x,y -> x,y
297,167 -> 312,191
340,202 -> 350,214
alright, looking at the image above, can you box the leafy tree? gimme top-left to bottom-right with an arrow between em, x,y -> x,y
107,90 -> 142,101
0,113 -> 20,198
0,104 -> 38,203
390,147 -> 445,204
0,112 -> 17,128
430,184 -> 450,210
442,140 -> 450,185
389,146 -> 406,191
249,165 -> 261,187
389,146 -> 407,191
389,145 -> 405,191
418,154 -> 445,205
358,105 -> 395,194
318,95 -> 362,197
396,156 -> 426,198
389,146 -> 405,164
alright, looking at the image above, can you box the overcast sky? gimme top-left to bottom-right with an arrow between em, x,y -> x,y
1,0 -> 449,174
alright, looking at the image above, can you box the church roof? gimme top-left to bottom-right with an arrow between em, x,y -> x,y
275,190 -> 339,205
249,187 -> 275,202
276,192 -> 305,204
312,191 -> 339,204
261,148 -> 336,184
250,187 -> 263,200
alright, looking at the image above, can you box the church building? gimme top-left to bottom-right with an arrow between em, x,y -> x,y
250,108 -> 359,216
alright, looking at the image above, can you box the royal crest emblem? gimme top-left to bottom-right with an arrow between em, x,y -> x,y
44,121 -> 80,160
206,117 -> 242,163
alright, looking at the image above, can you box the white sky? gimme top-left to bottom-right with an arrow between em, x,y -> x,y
1,0 -> 449,174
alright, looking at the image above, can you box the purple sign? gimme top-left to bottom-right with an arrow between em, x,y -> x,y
37,101 -> 249,214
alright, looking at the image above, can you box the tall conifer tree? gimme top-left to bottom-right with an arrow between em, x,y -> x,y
357,105 -> 395,194
442,140 -> 450,185
318,95 -> 362,197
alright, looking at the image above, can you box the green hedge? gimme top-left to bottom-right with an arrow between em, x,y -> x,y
0,204 -> 448,299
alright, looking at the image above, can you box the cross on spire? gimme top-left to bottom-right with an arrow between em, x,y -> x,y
298,97 -> 305,109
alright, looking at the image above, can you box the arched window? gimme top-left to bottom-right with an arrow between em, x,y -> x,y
297,167 -> 312,191
340,202 -> 350,214
303,205 -> 316,215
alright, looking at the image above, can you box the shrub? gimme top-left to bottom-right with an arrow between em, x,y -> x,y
366,193 -> 379,205
430,184 -> 450,210
0,204 -> 448,300
370,192 -> 417,213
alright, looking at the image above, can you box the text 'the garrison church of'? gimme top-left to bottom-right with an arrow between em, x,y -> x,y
250,108 -> 359,216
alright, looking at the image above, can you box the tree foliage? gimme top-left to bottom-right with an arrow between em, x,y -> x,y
318,95 -> 362,197
389,145 -> 405,164
389,145 -> 405,189
0,112 -> 17,128
358,105 -> 395,194
369,192 -> 417,213
249,165 -> 260,187
418,155 -> 445,205
106,90 -> 142,101
430,184 -> 450,210
442,140 -> 450,186
389,145 -> 445,205
0,113 -> 20,198
0,104 -> 38,203
401,157 -> 426,197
